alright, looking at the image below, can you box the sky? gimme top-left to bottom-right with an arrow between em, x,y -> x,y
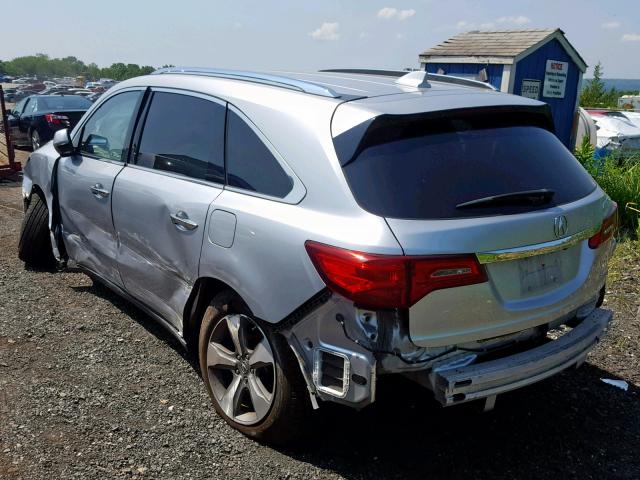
3,0 -> 640,78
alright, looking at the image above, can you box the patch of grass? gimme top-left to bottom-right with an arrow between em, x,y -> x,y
575,140 -> 640,237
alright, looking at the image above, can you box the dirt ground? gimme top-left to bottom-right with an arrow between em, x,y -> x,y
0,174 -> 639,479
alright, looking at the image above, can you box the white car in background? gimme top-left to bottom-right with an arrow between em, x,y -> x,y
588,110 -> 640,152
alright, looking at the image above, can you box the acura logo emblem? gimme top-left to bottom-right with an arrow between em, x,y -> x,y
554,215 -> 568,238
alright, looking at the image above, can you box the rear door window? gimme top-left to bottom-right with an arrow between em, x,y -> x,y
225,109 -> 293,198
135,92 -> 226,184
336,112 -> 597,219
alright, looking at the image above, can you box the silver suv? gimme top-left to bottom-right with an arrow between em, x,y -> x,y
19,68 -> 617,443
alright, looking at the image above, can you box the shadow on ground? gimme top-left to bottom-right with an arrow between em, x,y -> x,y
74,277 -> 640,480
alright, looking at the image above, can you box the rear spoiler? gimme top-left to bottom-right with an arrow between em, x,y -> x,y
333,104 -> 555,167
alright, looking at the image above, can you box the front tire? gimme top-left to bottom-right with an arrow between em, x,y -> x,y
18,191 -> 55,268
198,291 -> 311,444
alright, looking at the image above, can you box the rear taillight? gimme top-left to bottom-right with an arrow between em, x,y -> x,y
304,241 -> 487,309
44,113 -> 69,125
588,203 -> 618,249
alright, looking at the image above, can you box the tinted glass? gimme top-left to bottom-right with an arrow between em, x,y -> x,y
24,99 -> 37,114
136,92 -> 225,183
226,110 -> 293,198
80,91 -> 141,162
13,98 -> 27,116
40,96 -> 92,110
340,119 -> 596,219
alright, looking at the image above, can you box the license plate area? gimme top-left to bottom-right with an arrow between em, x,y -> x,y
518,252 -> 564,295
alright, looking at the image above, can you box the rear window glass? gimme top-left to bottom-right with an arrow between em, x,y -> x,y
226,109 -> 293,198
337,113 -> 596,219
39,96 -> 92,110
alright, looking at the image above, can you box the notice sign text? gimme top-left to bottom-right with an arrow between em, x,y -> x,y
543,60 -> 568,99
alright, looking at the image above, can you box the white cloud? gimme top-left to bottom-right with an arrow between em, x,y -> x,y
359,32 -> 369,39
378,7 -> 415,20
396,33 -> 406,39
232,22 -> 242,29
496,15 -> 531,25
452,15 -> 531,32
309,22 -> 340,41
397,9 -> 416,20
377,7 -> 398,19
601,21 -> 621,29
622,33 -> 640,41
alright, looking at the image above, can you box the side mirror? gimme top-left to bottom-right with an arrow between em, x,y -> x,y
53,129 -> 75,156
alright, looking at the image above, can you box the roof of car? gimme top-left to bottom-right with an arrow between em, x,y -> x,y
150,67 -> 501,100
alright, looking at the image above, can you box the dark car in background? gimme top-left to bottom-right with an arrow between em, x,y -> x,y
2,88 -> 18,101
8,95 -> 92,150
7,89 -> 38,103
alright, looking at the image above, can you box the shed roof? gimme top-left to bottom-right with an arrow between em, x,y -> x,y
420,28 -> 587,72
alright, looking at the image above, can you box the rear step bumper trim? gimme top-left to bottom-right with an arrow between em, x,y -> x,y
476,226 -> 600,263
431,308 -> 612,405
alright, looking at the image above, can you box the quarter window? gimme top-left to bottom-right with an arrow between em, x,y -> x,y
80,91 -> 142,162
226,109 -> 293,198
135,92 -> 226,184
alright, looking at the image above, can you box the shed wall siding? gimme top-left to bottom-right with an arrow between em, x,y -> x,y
424,63 -> 504,90
512,38 -> 580,148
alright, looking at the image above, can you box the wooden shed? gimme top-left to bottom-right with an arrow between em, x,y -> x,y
419,28 -> 587,148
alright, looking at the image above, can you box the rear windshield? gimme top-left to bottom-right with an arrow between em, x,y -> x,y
39,96 -> 92,110
336,111 -> 597,219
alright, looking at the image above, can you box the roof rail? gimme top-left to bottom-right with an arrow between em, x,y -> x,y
152,67 -> 340,98
425,72 -> 498,91
320,68 -> 498,91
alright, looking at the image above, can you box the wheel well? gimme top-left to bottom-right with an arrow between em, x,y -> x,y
183,277 -> 249,351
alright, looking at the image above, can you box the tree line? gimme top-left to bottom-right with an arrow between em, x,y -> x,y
0,54 -> 165,81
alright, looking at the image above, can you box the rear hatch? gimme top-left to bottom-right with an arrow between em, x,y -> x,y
333,94 -> 615,347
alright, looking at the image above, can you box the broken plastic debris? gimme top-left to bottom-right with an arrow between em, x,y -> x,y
600,378 -> 629,391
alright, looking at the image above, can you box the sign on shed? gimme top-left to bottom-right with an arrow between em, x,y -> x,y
521,79 -> 541,100
543,60 -> 568,99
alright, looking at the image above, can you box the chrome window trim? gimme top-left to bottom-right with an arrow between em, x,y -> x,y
125,162 -> 225,189
225,103 -> 306,205
146,86 -> 228,108
476,226 -> 601,264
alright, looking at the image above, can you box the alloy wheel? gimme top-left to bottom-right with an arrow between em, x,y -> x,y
206,314 -> 276,425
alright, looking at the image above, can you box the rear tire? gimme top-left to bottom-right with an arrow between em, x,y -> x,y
18,191 -> 55,268
198,290 -> 311,445
30,129 -> 41,151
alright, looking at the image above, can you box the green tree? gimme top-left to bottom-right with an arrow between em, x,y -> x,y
580,62 -> 606,107
0,54 -> 158,81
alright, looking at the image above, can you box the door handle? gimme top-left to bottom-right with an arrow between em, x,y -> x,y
170,211 -> 198,231
90,183 -> 110,198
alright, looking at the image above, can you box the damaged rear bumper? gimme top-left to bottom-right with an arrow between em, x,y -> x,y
429,308 -> 612,406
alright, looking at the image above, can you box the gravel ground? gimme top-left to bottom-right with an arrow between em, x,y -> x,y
0,176 -> 639,480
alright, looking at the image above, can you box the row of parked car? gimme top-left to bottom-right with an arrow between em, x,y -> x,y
1,77 -> 121,150
3,84 -> 106,103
